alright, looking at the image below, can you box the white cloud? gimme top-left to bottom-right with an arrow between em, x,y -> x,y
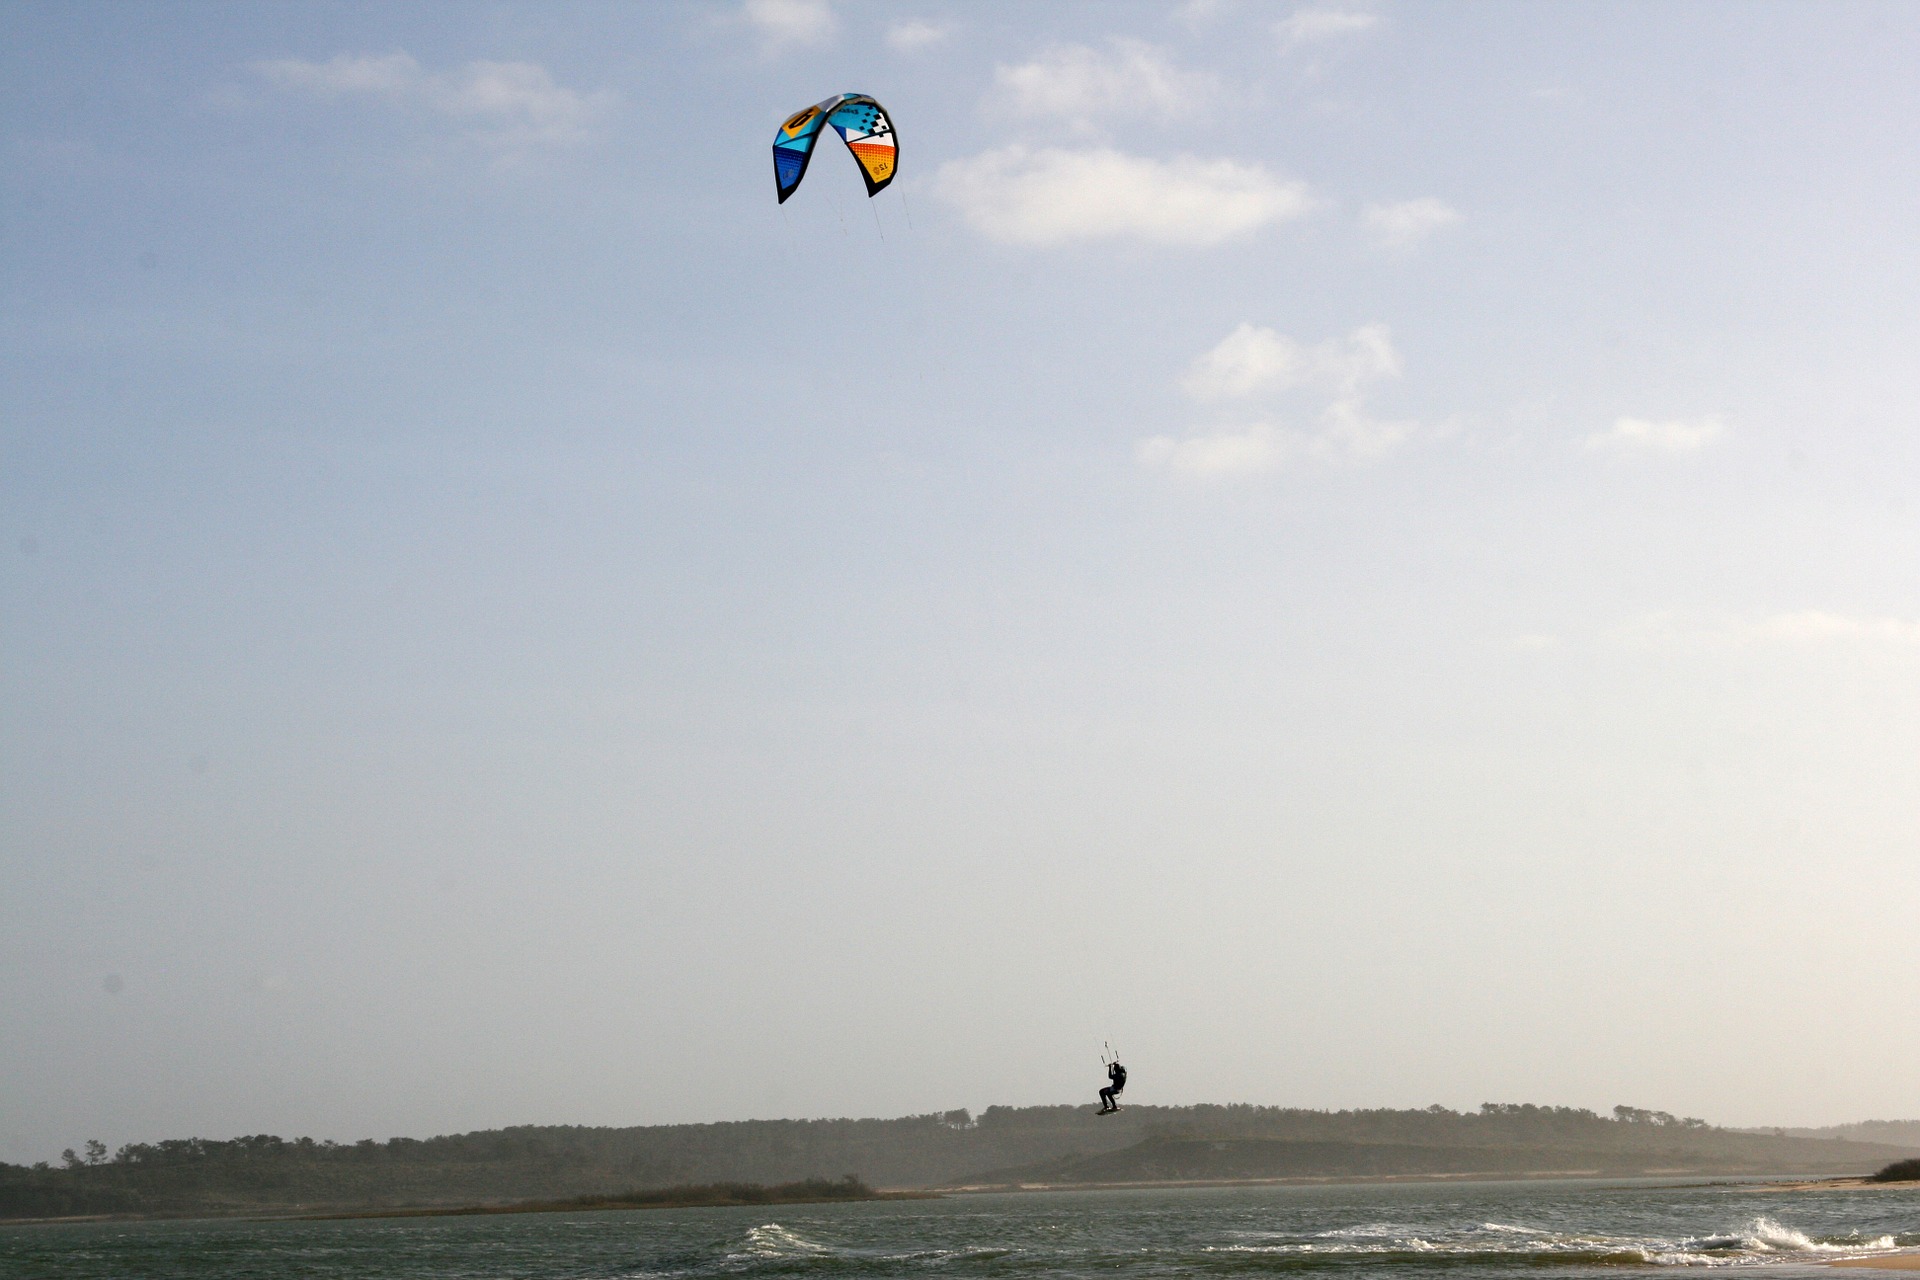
1175,0 -> 1239,29
436,62 -> 611,149
1144,323 -> 1413,476
990,39 -> 1212,131
1611,610 -> 1920,651
935,147 -> 1312,247
1138,424 -> 1293,477
1276,7 -> 1383,48
740,0 -> 836,52
1754,611 -> 1920,645
1363,197 -> 1462,252
1139,408 -> 1413,477
1182,325 -> 1313,400
1586,415 -> 1727,455
1182,322 -> 1399,401
256,51 -> 421,97
252,52 -> 614,151
886,20 -> 953,52
1317,393 -> 1414,459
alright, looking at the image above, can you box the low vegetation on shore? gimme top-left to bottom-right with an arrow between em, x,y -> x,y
1871,1158 -> 1920,1183
307,1175 -> 907,1219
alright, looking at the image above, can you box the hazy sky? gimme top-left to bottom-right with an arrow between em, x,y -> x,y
4,1 -> 1918,1165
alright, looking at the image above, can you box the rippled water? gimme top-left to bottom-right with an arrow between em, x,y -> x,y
4,1178 -> 1915,1279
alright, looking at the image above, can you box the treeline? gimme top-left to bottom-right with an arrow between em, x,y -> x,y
1740,1120 -> 1920,1147
6,1102 -> 1917,1220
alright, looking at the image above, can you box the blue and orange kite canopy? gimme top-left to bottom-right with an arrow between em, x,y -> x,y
772,93 -> 897,203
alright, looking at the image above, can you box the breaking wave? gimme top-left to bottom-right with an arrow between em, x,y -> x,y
735,1223 -> 831,1258
1682,1216 -> 1897,1255
1205,1214 -> 1904,1268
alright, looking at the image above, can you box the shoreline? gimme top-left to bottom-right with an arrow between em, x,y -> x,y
298,1189 -> 938,1222
1831,1257 -> 1920,1272
1739,1178 -> 1920,1194
937,1170 -> 1856,1195
7,1172 -> 1913,1228
1,1185 -> 936,1228
0,1192 -> 936,1228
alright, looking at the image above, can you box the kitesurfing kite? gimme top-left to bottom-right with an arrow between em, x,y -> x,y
772,93 -> 897,203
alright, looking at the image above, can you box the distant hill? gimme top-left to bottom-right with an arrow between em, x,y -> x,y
6,1103 -> 1917,1220
1735,1120 -> 1920,1148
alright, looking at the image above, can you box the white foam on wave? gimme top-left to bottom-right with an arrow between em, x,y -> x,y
856,1244 -> 1015,1267
1312,1221 -> 1432,1241
1209,1214 -> 1899,1267
1682,1217 -> 1898,1257
1295,1221 -> 1601,1254
737,1223 -> 831,1258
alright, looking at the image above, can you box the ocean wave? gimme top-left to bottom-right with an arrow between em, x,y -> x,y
1204,1215 -> 1902,1269
1312,1221 -> 1431,1240
723,1227 -> 1027,1273
1682,1217 -> 1897,1255
1204,1244 -> 1668,1267
735,1223 -> 832,1259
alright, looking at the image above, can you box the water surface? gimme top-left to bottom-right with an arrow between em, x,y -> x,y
5,1177 -> 1915,1279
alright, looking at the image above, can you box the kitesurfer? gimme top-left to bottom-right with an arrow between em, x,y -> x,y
1098,1057 -> 1127,1113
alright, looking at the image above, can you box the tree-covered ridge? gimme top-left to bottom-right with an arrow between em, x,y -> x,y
5,1103 -> 1916,1220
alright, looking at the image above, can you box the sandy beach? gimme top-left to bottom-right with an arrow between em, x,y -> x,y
1742,1178 -> 1920,1194
1831,1257 -> 1920,1271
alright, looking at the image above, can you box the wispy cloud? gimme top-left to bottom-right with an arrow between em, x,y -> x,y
1138,407 -> 1413,477
1175,0 -> 1240,29
1276,7 -> 1383,49
1182,322 -> 1399,401
936,147 -> 1312,247
887,19 -> 953,53
1138,425 -> 1294,477
1759,612 -> 1920,645
989,39 -> 1212,133
1363,197 -> 1462,252
1586,415 -> 1727,455
251,53 -> 615,153
1610,610 -> 1920,651
256,52 -> 421,97
740,0 -> 836,53
1143,323 -> 1412,476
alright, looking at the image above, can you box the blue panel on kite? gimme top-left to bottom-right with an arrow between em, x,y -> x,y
774,149 -> 808,191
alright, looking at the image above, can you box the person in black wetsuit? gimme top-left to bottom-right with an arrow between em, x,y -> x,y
1099,1058 -> 1127,1113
